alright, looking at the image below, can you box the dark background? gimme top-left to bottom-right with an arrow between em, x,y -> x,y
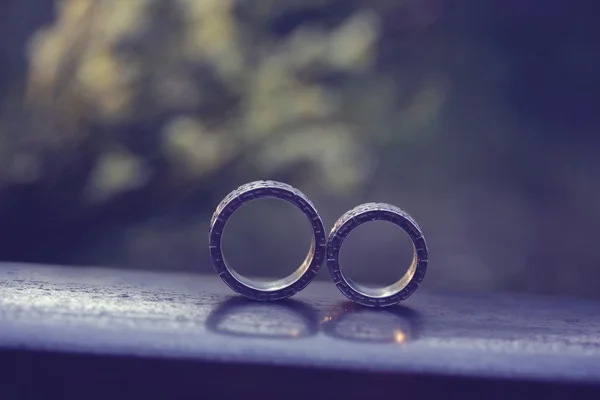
1,0 -> 599,299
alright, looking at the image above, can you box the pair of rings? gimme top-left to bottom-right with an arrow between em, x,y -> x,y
209,180 -> 428,308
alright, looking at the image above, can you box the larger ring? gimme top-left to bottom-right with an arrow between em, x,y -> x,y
326,203 -> 428,308
209,180 -> 326,301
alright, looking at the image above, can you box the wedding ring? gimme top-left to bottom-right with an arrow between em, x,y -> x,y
326,203 -> 428,307
209,180 -> 326,301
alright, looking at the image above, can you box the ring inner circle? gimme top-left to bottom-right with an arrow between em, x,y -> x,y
221,197 -> 316,292
339,219 -> 418,299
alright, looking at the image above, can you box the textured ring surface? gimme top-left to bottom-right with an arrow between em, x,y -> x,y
327,202 -> 428,308
209,180 -> 326,301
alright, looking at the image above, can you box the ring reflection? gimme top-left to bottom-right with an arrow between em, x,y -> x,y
321,302 -> 420,344
206,297 -> 319,339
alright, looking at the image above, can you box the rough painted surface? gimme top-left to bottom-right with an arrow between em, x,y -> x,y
1,262 -> 600,387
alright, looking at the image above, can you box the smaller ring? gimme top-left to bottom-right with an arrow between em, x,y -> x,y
209,180 -> 326,301
326,203 -> 428,308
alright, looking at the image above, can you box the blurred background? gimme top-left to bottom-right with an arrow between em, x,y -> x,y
0,0 -> 599,299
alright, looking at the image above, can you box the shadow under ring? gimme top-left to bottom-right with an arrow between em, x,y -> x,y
209,180 -> 326,301
326,202 -> 428,308
321,301 -> 421,343
206,297 -> 320,339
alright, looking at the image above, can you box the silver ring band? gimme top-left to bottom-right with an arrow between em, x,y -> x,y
327,202 -> 428,307
209,180 -> 326,301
